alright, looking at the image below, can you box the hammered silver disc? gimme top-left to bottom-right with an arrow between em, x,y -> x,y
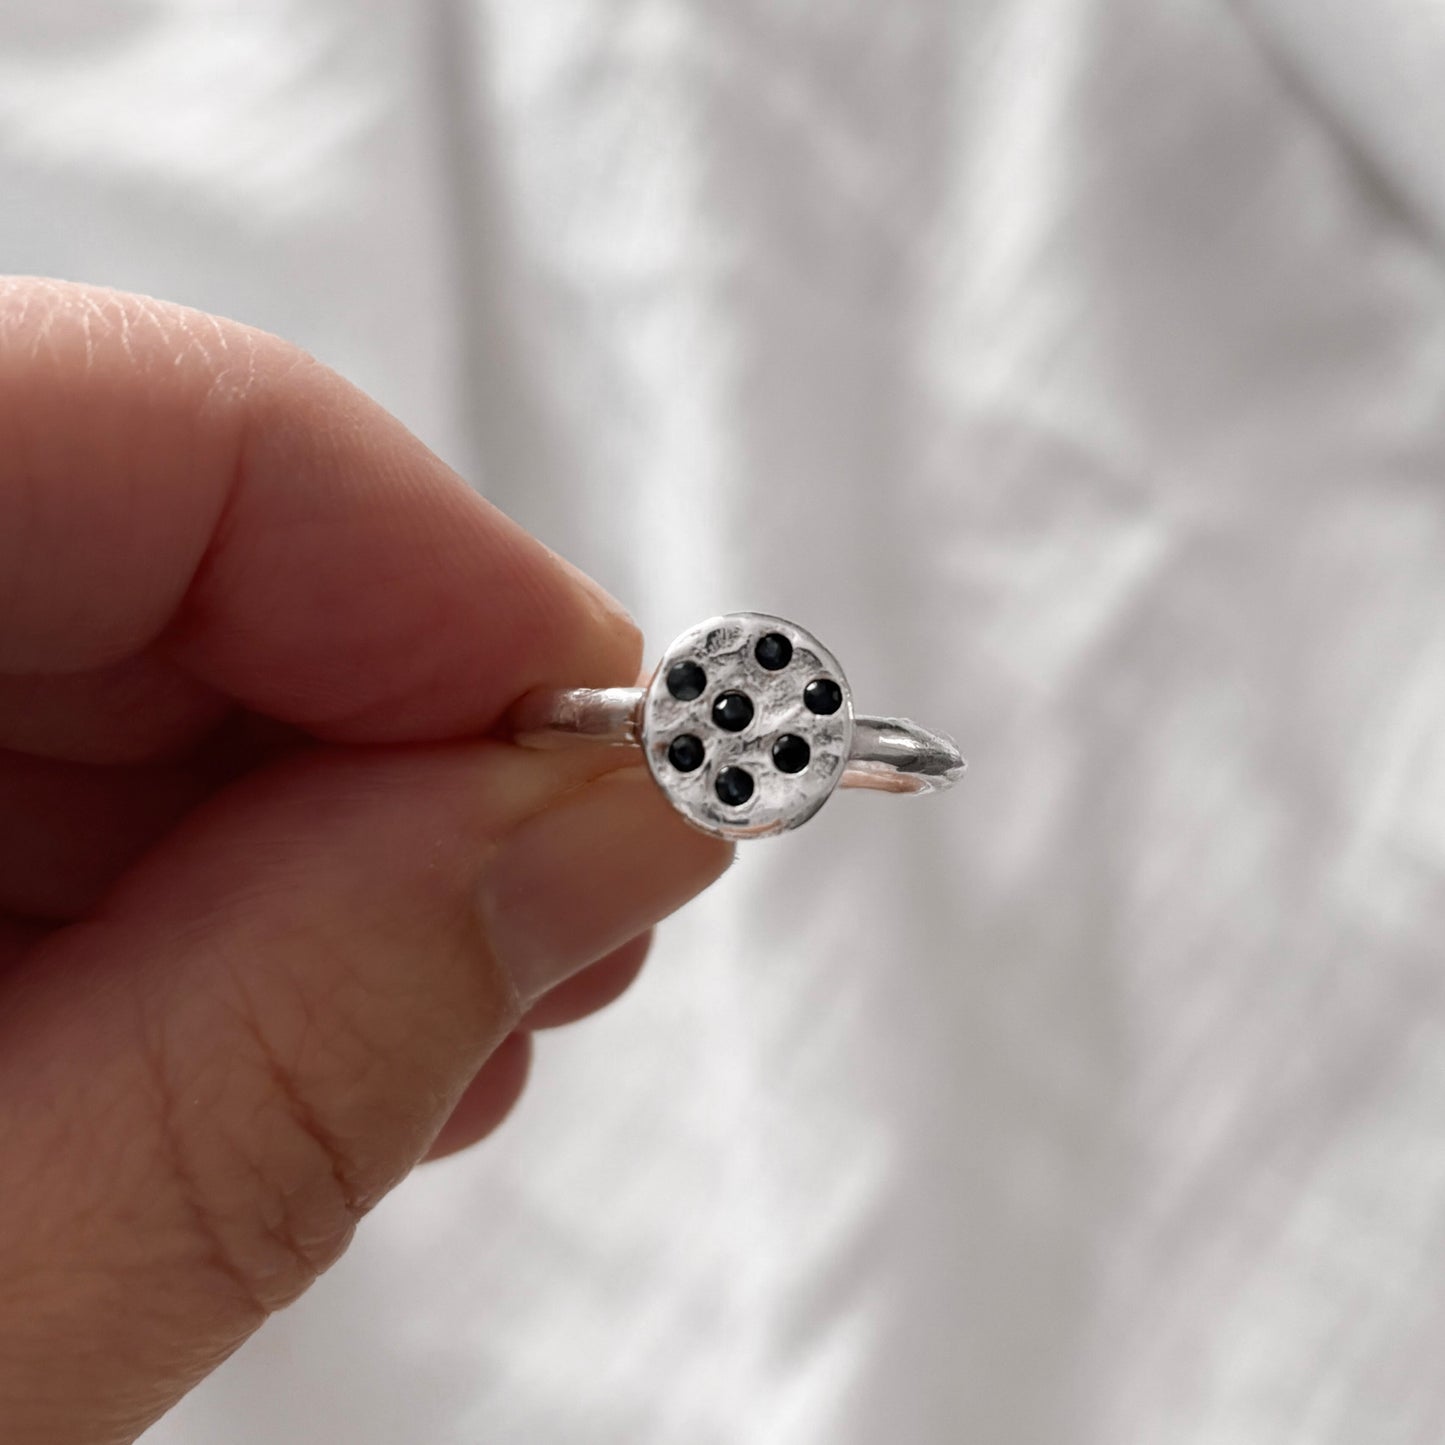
641,612 -> 855,839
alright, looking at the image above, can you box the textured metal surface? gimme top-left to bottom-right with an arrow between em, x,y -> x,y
641,612 -> 854,839
510,635 -> 966,815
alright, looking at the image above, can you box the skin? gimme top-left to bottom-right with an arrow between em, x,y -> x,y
0,278 -> 733,1444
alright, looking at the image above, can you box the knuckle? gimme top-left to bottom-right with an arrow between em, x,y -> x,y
136,982 -> 369,1319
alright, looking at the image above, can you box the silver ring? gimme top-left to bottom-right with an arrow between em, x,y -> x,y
509,611 -> 966,840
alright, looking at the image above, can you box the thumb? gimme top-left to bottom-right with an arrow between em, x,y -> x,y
0,740 -> 729,1444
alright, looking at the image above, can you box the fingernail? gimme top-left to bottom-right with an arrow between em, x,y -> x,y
480,767 -> 732,1003
549,550 -> 638,634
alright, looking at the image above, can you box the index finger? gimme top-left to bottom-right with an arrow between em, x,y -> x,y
0,278 -> 639,740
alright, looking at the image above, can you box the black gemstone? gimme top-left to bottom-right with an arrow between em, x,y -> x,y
668,734 -> 705,772
771,734 -> 811,774
804,678 -> 843,715
712,690 -> 754,732
754,632 -> 793,671
666,660 -> 706,701
715,767 -> 754,807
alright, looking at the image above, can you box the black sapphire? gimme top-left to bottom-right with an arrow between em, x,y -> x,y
804,678 -> 843,715
668,734 -> 705,772
771,734 -> 811,774
666,660 -> 706,701
715,767 -> 754,806
712,691 -> 754,732
754,632 -> 793,671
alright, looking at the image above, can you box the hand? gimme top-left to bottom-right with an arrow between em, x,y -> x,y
0,279 -> 732,1443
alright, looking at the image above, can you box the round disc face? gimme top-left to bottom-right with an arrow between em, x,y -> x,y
642,613 -> 854,839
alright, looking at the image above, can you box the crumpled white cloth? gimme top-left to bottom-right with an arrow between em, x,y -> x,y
3,1 -> 1445,1440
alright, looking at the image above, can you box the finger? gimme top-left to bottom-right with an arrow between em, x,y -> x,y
0,279 -> 639,734
0,714 -> 309,920
0,743 -> 730,1442
521,931 -> 653,1030
422,1032 -> 533,1162
0,653 -> 230,764
423,934 -> 656,1164
0,916 -> 49,971
0,747 -> 211,919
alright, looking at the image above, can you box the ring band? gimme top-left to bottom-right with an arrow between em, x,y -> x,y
509,612 -> 965,840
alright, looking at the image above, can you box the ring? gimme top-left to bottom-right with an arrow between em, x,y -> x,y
509,611 -> 966,840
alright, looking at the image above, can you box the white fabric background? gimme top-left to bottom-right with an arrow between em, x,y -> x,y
4,1 -> 1445,1440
